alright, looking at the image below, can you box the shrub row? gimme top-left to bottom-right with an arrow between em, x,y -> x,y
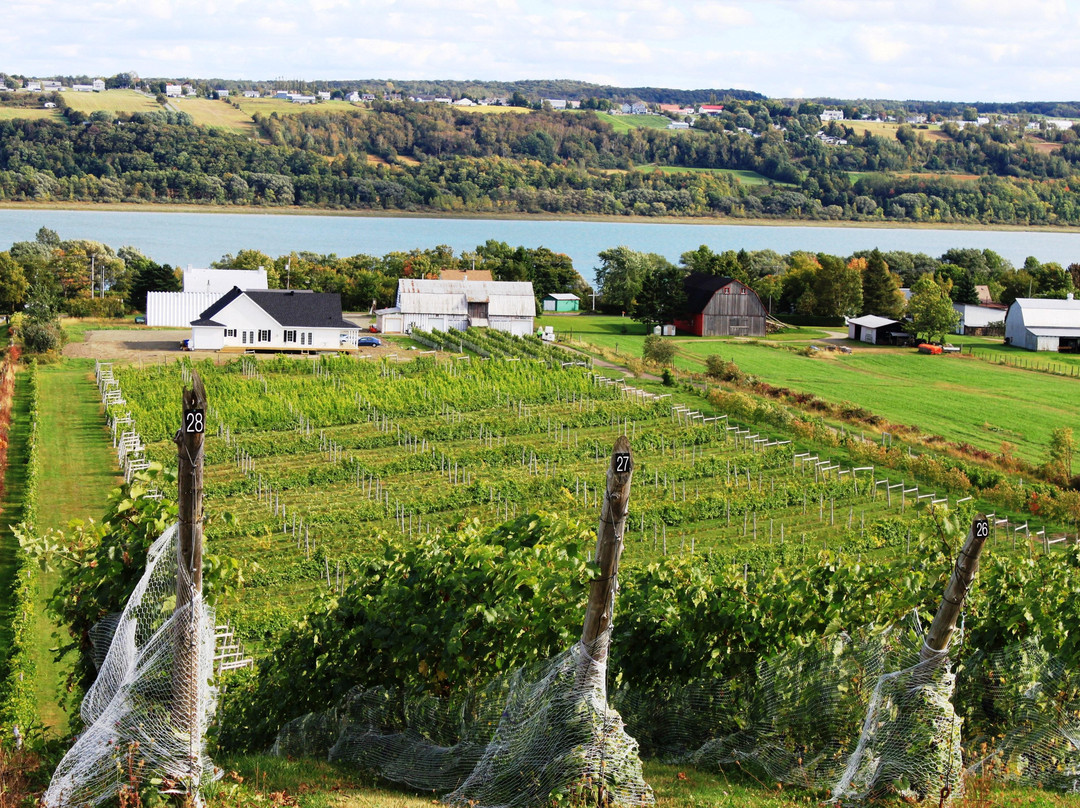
0,359 -> 40,743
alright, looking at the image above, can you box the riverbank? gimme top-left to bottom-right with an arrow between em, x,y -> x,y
3,199 -> 1080,234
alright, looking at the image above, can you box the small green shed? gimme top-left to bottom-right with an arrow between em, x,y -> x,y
542,293 -> 580,313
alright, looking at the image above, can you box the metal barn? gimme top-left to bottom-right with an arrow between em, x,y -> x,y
378,279 -> 536,336
674,274 -> 767,337
1005,296 -> 1080,351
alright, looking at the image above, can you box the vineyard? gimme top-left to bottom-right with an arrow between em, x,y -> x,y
100,349 -> 1056,645
79,347 -> 1080,806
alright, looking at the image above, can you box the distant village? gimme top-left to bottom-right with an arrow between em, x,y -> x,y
2,74 -> 1076,139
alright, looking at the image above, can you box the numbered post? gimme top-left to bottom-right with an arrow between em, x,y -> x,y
580,436 -> 634,664
921,515 -> 989,659
173,370 -> 206,804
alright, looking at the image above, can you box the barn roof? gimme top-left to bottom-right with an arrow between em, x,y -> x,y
1007,296 -> 1080,329
396,279 -> 536,318
544,293 -> 580,301
848,315 -> 900,329
682,273 -> 737,314
192,287 -> 356,328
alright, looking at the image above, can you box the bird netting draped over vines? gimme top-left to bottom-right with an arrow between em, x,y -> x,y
273,631 -> 654,807
44,525 -> 220,808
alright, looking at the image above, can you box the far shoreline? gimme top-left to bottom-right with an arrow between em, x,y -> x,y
3,200 -> 1080,235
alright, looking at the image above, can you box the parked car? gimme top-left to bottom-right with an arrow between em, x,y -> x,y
134,315 -> 147,324
357,335 -> 381,347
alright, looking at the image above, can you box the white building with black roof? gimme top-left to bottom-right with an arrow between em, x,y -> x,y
189,287 -> 359,351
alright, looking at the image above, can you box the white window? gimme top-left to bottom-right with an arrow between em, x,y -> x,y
258,329 -> 271,342
284,330 -> 297,343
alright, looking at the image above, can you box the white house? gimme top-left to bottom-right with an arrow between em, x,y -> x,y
376,279 -> 535,336
544,99 -> 567,110
952,303 -> 1006,335
93,79 -> 105,92
146,267 -> 269,327
1004,295 -> 1080,351
820,110 -> 844,122
189,288 -> 359,351
166,84 -> 183,98
243,90 -> 260,98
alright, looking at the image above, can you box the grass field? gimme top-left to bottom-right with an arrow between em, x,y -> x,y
637,164 -> 781,186
538,314 -> 1078,465
170,97 -> 258,134
61,89 -> 159,115
595,111 -> 674,132
0,106 -> 60,121
30,361 -> 121,732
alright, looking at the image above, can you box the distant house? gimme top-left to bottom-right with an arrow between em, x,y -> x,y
189,288 -> 358,351
26,81 -> 41,92
317,91 -> 331,100
667,121 -> 690,130
953,303 -> 1006,336
698,104 -> 724,115
93,79 -> 105,92
820,110 -> 844,122
42,80 -> 61,91
215,89 -> 230,99
542,293 -> 580,313
376,279 -> 535,336
454,98 -> 476,107
166,84 -> 183,98
243,90 -> 260,98
544,99 -> 567,110
434,96 -> 452,104
72,84 -> 95,92
674,274 -> 767,337
906,114 -> 928,124
289,94 -> 316,104
1004,295 -> 1080,351
346,91 -> 360,102
847,315 -> 907,345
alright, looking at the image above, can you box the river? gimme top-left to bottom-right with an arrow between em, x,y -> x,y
2,208 -> 1080,285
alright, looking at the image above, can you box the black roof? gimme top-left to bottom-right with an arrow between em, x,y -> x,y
683,273 -> 737,314
192,287 -> 356,328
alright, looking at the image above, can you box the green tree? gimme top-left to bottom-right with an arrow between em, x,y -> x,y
631,261 -> 685,330
861,249 -> 906,318
0,251 -> 29,314
1044,427 -> 1075,486
813,254 -> 863,318
951,270 -> 980,305
907,275 -> 960,343
126,257 -> 180,311
595,247 -> 650,312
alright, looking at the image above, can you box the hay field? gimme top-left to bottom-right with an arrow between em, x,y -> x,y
61,89 -> 159,114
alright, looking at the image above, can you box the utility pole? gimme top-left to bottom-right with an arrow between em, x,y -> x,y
173,371 -> 206,806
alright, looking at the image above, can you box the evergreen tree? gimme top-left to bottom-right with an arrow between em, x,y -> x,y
126,258 -> 180,311
952,270 -> 980,305
861,248 -> 906,318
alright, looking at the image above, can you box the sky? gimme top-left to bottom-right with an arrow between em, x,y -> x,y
3,0 -> 1080,103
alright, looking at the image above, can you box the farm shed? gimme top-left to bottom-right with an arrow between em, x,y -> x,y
953,303 -> 1006,336
846,315 -> 908,345
673,273 -> 767,337
146,267 -> 269,327
542,293 -> 581,313
379,279 -> 536,336
1004,296 -> 1080,352
189,288 -> 359,351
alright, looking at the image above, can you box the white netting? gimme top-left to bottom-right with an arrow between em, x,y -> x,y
44,525 -> 220,808
961,640 -> 1080,792
273,634 -> 654,807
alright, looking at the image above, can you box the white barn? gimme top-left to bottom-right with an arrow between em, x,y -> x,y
846,315 -> 907,345
376,279 -> 535,336
147,267 -> 269,327
952,303 -> 1006,335
189,288 -> 359,352
1004,296 -> 1080,352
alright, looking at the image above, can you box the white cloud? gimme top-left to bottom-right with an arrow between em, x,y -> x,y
692,3 -> 754,26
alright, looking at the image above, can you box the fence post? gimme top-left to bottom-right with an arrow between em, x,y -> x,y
580,435 -> 634,665
922,515 -> 989,659
173,370 -> 206,806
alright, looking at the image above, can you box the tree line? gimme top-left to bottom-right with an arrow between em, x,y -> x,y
6,100 -> 1080,224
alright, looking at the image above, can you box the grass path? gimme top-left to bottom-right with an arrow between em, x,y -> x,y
31,360 -> 120,733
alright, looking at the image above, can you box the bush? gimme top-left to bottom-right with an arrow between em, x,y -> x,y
643,334 -> 676,365
20,320 -> 64,353
661,367 -> 676,386
62,296 -> 128,318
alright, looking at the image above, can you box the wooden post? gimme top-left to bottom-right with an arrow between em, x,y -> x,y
580,436 -> 633,664
921,515 -> 990,660
173,370 -> 206,803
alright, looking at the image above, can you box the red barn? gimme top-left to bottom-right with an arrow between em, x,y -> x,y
674,273 -> 767,337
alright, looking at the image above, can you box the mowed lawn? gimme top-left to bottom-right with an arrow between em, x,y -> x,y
540,314 -> 1079,465
0,106 -> 60,121
594,111 -> 674,132
61,89 -> 160,115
